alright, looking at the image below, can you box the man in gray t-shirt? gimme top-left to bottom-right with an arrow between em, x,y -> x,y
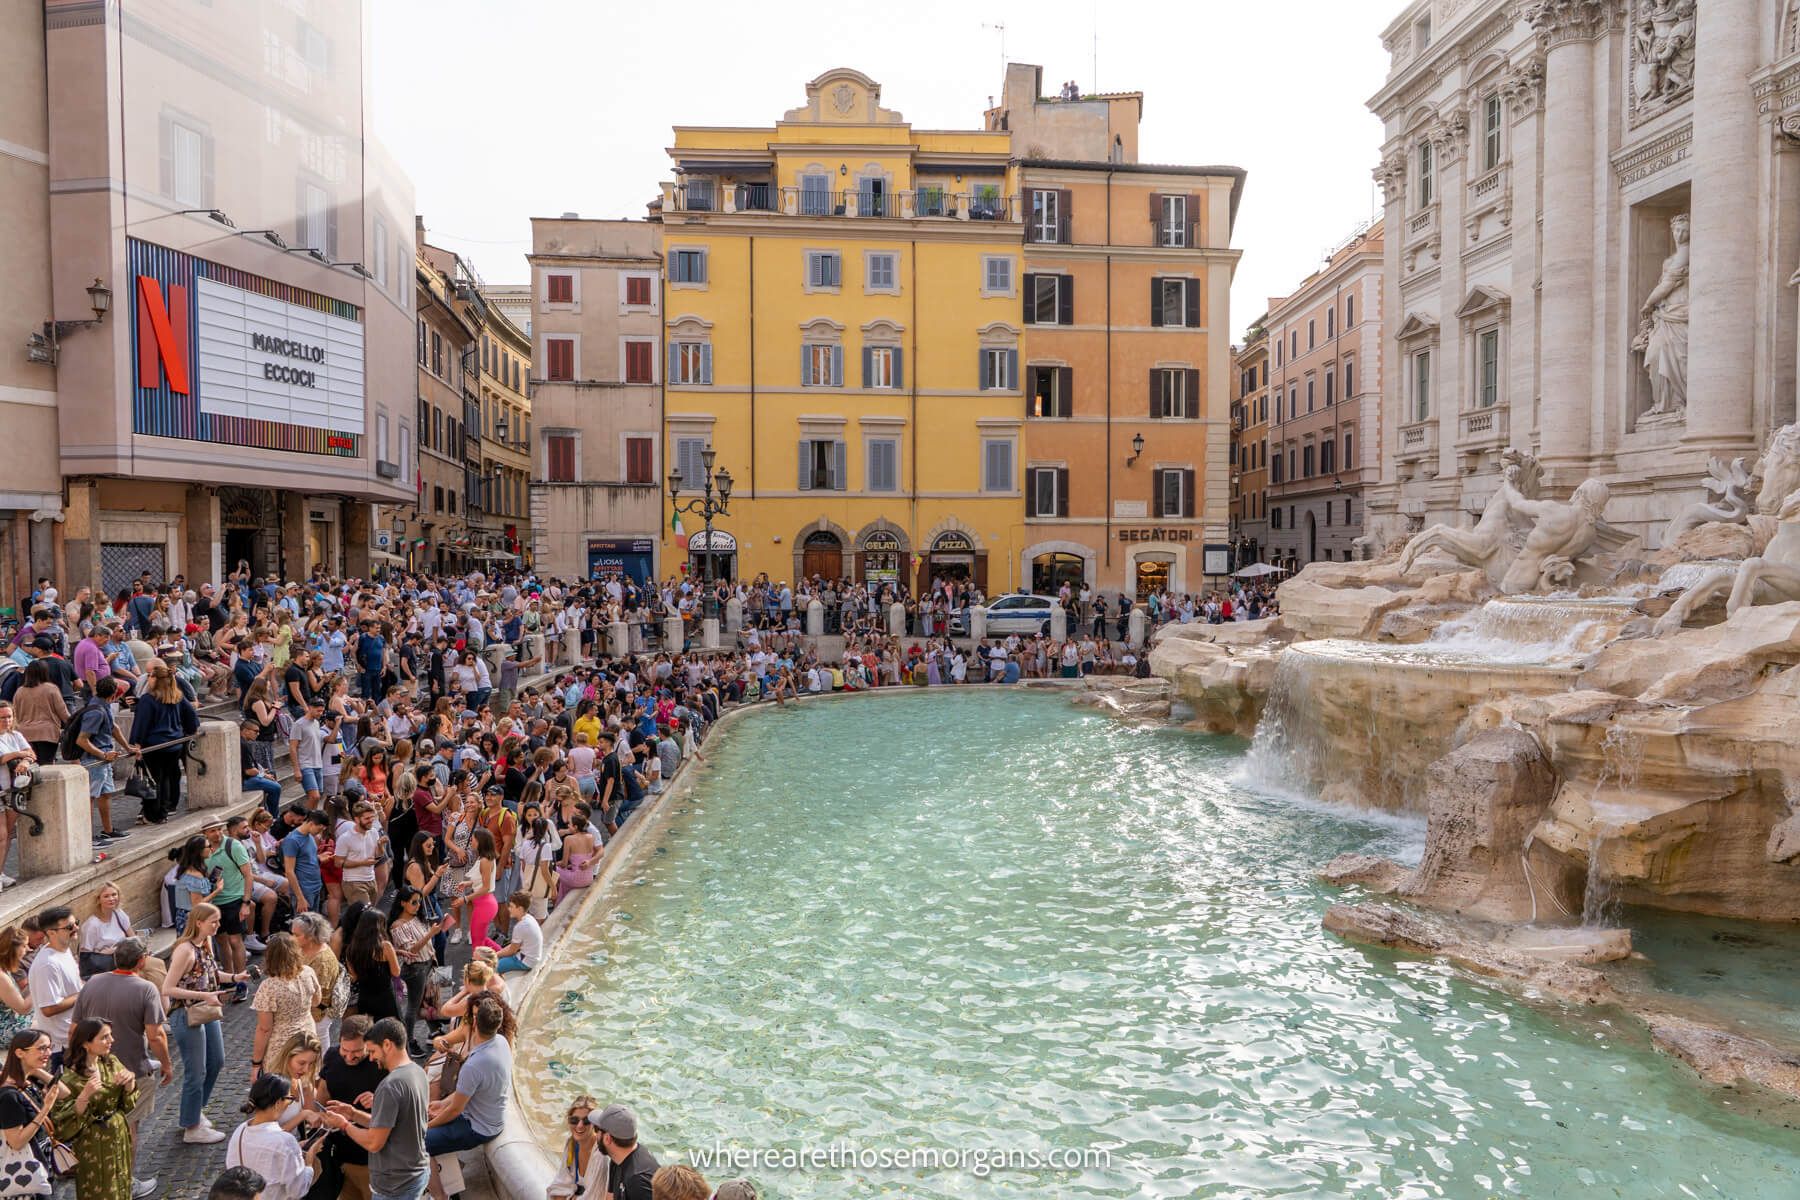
323,1019 -> 429,1200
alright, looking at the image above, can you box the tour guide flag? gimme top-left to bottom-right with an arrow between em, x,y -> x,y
672,509 -> 688,549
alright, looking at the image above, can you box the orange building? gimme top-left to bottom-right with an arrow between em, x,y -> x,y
1231,320 -> 1270,566
991,68 -> 1244,599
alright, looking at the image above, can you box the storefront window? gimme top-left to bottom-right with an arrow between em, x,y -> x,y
1031,553 -> 1086,596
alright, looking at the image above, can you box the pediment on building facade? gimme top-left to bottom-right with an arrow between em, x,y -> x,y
800,317 -> 847,339
1396,312 -> 1440,342
1455,285 -> 1510,320
862,318 -> 905,342
785,68 -> 905,125
668,314 -> 714,337
976,321 -> 1020,344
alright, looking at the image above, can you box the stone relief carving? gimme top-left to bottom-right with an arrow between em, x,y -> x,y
1631,0 -> 1696,113
1667,457 -> 1755,539
1632,213 -> 1690,417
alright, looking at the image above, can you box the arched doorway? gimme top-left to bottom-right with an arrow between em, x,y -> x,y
920,529 -> 986,593
1306,512 -> 1318,564
801,530 -> 842,581
1030,552 -> 1086,596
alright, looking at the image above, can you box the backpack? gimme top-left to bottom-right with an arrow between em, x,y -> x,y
58,697 -> 106,762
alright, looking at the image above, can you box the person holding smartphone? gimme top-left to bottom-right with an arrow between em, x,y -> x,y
163,902 -> 246,1145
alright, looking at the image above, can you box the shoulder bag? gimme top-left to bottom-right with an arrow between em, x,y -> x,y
0,1088 -> 50,1197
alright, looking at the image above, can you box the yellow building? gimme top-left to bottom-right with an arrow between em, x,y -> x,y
659,68 -> 1026,591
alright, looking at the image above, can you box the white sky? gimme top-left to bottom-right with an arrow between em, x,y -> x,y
368,0 -> 1391,343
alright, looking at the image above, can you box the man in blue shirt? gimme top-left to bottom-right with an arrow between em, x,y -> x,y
281,809 -> 328,913
356,622 -> 386,701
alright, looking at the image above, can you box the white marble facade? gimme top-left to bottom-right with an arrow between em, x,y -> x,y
1367,0 -> 1800,548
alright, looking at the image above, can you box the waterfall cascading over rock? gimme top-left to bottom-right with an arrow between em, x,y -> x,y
1242,596 -> 1641,813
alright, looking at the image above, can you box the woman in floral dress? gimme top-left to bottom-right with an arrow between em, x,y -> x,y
49,1019 -> 137,1200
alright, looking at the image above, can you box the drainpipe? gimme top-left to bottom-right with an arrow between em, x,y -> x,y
748,236 -> 757,497
909,239 -> 918,570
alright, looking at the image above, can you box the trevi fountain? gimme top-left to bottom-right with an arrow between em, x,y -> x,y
1119,430 -> 1800,1131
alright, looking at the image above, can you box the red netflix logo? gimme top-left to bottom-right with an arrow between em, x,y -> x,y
136,275 -> 190,395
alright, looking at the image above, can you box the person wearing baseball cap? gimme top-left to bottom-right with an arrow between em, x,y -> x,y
590,1104 -> 659,1200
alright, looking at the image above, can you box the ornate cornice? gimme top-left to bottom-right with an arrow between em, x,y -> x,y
1527,0 -> 1616,49
1610,121 -> 1692,184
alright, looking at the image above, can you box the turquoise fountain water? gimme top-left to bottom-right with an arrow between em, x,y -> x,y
518,690 -> 1800,1198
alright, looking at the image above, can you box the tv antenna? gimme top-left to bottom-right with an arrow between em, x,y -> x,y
982,21 -> 1006,72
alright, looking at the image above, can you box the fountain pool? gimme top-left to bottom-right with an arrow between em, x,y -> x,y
516,690 -> 1800,1198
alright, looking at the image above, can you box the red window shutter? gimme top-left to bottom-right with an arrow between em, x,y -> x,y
626,276 -> 650,306
547,435 -> 574,482
546,339 -> 573,381
626,437 -> 653,484
625,342 -> 652,383
548,274 -> 572,303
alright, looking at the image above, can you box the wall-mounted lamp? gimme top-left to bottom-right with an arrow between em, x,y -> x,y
285,246 -> 329,263
839,164 -> 847,176
238,229 -> 289,250
330,261 -> 372,278
26,277 -> 112,365
177,208 -> 236,228
1126,432 -> 1146,467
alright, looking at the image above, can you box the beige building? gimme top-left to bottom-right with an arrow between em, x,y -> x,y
1264,223 -> 1384,568
527,217 -> 664,581
0,2 -> 60,609
478,302 -> 533,566
1369,0 -> 1795,547
394,247 -> 477,574
1231,321 -> 1271,566
12,0 -> 417,594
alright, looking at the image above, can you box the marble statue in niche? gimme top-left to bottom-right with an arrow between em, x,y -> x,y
1634,212 -> 1690,417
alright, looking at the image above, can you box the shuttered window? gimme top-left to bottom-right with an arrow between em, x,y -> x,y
981,439 -> 1015,493
806,251 -> 842,289
1153,468 -> 1196,518
1028,366 -> 1073,418
1027,188 -> 1071,243
670,250 -> 707,285
546,434 -> 576,483
797,439 -> 847,491
1149,278 -> 1200,328
1025,467 -> 1070,518
802,344 -> 843,387
547,274 -> 573,303
978,348 -> 1018,391
1149,368 -> 1200,419
861,346 -> 901,389
624,276 -> 652,306
1022,274 -> 1073,325
674,438 -> 707,491
625,436 -> 654,484
544,338 -> 574,382
671,342 -> 712,385
866,438 -> 899,492
624,341 -> 654,383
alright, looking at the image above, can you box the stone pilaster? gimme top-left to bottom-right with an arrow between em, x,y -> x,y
184,486 -> 219,588
1530,0 -> 1612,480
1684,0 -> 1760,449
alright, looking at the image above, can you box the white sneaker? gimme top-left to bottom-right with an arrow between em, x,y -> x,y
245,935 -> 267,953
132,1178 -> 159,1199
182,1125 -> 226,1144
197,1113 -> 217,1130
448,927 -> 466,945
0,874 -> 15,887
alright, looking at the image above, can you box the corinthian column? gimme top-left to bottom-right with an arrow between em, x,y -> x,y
1530,0 -> 1611,478
1684,0 -> 1758,449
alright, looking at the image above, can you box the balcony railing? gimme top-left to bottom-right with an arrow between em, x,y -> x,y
1398,417 -> 1438,460
1457,403 -> 1509,448
1407,204 -> 1438,243
661,181 -> 1018,222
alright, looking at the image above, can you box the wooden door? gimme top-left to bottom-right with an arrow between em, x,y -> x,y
803,545 -> 839,581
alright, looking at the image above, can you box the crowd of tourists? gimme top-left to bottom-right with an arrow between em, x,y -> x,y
0,562 -> 1286,1200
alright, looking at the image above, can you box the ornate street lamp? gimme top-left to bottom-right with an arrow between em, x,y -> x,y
669,451 -> 733,620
